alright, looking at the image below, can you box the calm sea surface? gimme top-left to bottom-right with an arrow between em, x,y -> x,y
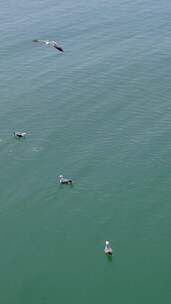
0,0 -> 171,303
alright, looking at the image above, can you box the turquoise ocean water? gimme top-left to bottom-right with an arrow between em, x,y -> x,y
0,0 -> 171,303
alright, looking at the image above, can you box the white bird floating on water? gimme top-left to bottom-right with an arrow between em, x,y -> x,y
104,240 -> 112,255
32,39 -> 64,52
14,131 -> 27,138
58,175 -> 73,185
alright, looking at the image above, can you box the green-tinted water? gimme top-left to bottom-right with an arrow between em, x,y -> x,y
0,0 -> 171,303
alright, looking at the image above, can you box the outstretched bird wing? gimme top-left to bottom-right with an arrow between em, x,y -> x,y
32,39 -> 48,44
53,45 -> 64,52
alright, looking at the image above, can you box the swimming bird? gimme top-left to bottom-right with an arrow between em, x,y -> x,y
14,131 -> 27,138
104,240 -> 112,255
32,39 -> 64,52
58,175 -> 73,185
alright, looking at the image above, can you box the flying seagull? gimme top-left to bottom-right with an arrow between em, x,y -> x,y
32,39 -> 64,52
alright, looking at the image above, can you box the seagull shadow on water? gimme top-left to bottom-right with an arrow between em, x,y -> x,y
59,183 -> 74,189
107,254 -> 113,263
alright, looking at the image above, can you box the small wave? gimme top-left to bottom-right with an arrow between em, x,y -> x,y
31,146 -> 43,153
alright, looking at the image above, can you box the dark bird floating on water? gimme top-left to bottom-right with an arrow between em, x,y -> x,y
14,131 -> 27,138
32,39 -> 64,52
58,175 -> 73,185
